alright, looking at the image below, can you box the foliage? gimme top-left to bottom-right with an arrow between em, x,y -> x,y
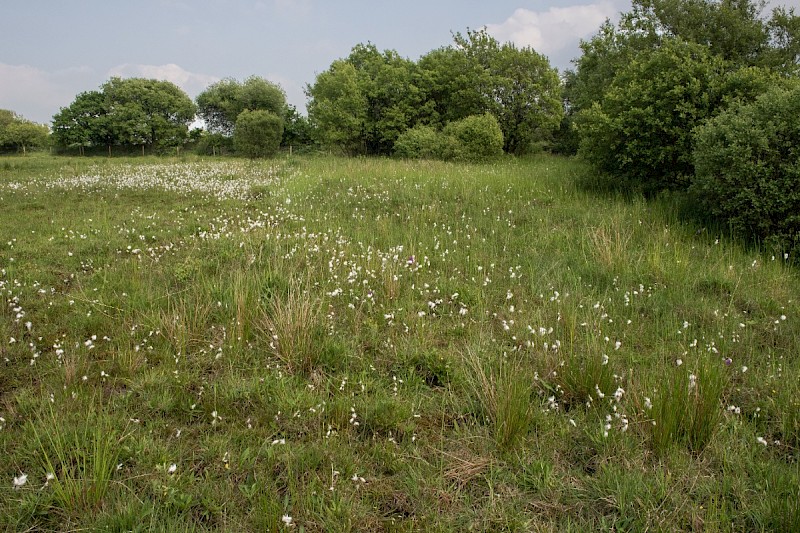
233,110 -> 284,158
394,115 -> 504,162
577,39 -> 733,193
308,32 -> 561,155
566,20 -> 657,116
450,29 -> 563,154
194,131 -> 234,156
196,77 -> 287,137
393,125 -> 446,160
281,105 -> 313,148
568,0 -> 800,117
102,77 -> 196,149
52,91 -> 112,153
691,81 -> 800,256
443,113 -> 504,162
392,124 -> 461,161
632,0 -> 800,73
52,78 -> 195,153
415,47 -> 484,126
307,44 -> 421,155
306,60 -> 368,155
0,110 -> 49,154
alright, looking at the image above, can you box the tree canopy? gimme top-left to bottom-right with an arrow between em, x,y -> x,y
568,0 -> 799,192
52,78 -> 195,153
307,45 -> 420,155
0,109 -> 49,154
567,0 -> 800,116
233,109 -> 284,158
196,77 -> 286,137
307,31 -> 562,156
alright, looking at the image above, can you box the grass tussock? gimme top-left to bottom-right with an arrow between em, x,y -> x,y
462,346 -> 534,450
30,404 -> 125,517
258,278 -> 325,375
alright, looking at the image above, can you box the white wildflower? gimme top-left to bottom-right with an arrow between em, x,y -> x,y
613,387 -> 625,402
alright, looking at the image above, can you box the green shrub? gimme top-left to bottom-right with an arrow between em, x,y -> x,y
234,109 -> 284,158
444,113 -> 504,162
577,39 -> 727,194
393,125 -> 444,160
194,132 -> 234,156
691,81 -> 800,257
394,115 -> 504,162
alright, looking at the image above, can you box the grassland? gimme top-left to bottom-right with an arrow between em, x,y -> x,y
0,154 -> 798,531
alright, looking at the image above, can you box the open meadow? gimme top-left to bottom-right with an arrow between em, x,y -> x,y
0,154 -> 798,531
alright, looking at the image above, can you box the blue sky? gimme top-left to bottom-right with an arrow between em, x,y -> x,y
1,0 -> 797,124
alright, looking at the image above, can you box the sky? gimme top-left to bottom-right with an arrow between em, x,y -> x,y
1,0 -> 798,124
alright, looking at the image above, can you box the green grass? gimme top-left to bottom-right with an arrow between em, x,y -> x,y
0,153 -> 798,531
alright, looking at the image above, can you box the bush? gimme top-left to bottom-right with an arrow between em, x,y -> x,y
444,113 -> 504,162
692,82 -> 800,257
394,115 -> 504,162
234,109 -> 284,158
393,125 -> 444,160
577,39 -> 726,194
194,133 -> 234,156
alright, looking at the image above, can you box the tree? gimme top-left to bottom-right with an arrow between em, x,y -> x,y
577,39 -> 728,193
306,60 -> 368,154
307,44 -> 422,155
52,91 -> 111,154
196,77 -> 286,136
416,47 -> 484,126
420,29 -> 562,154
52,79 -> 195,153
3,121 -> 49,154
0,109 -> 16,132
102,77 -> 195,149
478,35 -> 562,153
281,105 -> 313,149
0,109 -> 20,151
233,109 -> 284,158
0,110 -> 49,154
692,80 -> 800,256
569,0 -> 800,113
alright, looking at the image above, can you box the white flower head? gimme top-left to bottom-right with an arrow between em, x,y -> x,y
13,473 -> 27,488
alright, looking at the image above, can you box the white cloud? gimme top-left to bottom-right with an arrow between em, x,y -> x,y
0,63 -> 96,123
106,63 -> 219,98
486,2 -> 620,66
